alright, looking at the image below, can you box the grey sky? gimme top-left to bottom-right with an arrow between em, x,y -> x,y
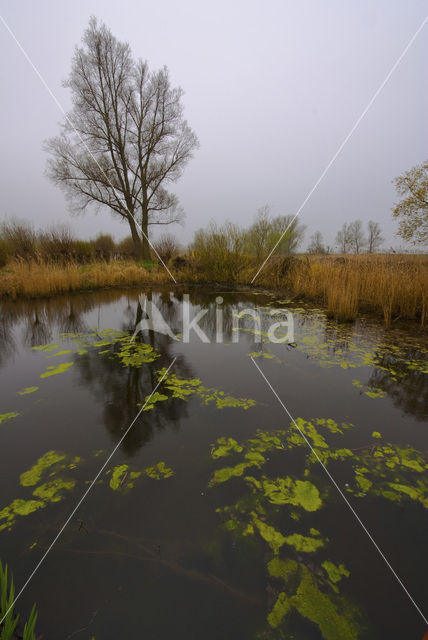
0,0 -> 427,250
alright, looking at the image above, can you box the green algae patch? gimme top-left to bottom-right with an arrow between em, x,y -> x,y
17,387 -> 39,396
209,462 -> 255,487
371,431 -> 382,439
116,339 -> 160,367
260,477 -> 322,511
352,380 -> 386,399
46,350 -> 73,358
284,533 -> 325,552
40,362 -> 74,378
267,592 -> 291,628
0,499 -> 46,531
268,557 -> 299,581
0,412 -> 19,425
109,464 -> 129,490
198,387 -> 256,410
20,451 -> 66,487
32,479 -> 75,502
322,561 -> 350,583
211,437 -> 243,459
144,461 -> 174,480
157,369 -> 256,410
108,464 -> 142,491
141,392 -> 169,411
253,518 -> 286,555
32,344 -> 60,352
290,566 -> 359,640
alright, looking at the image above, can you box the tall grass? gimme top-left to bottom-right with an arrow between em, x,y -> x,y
0,560 -> 38,640
254,254 -> 428,326
0,261 -> 170,299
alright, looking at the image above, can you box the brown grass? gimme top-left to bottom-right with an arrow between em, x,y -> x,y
252,254 -> 428,327
0,261 -> 170,299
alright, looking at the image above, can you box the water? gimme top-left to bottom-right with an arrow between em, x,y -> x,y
0,288 -> 427,639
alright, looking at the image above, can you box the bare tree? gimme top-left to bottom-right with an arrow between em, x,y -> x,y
347,220 -> 366,254
46,17 -> 198,260
367,221 -> 383,253
245,205 -> 272,260
335,222 -> 352,253
307,231 -> 326,254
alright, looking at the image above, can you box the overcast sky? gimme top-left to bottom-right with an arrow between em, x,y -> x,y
0,0 -> 427,250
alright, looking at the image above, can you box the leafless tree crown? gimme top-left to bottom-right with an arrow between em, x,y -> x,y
46,17 -> 199,259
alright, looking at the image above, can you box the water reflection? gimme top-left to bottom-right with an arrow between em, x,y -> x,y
0,288 -> 427,424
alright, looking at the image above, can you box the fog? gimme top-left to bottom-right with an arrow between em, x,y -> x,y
0,0 -> 427,250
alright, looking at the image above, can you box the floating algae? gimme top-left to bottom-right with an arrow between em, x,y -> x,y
17,387 -> 39,396
0,412 -> 19,425
40,362 -> 74,378
156,369 -> 256,410
144,461 -> 174,480
108,464 -> 142,491
208,419 -> 427,637
1,450 -> 81,532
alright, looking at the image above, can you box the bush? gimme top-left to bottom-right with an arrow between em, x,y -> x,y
1,218 -> 37,262
38,224 -> 76,263
72,240 -> 96,263
93,234 -> 115,261
117,235 -> 137,259
192,221 -> 248,281
154,233 -> 179,264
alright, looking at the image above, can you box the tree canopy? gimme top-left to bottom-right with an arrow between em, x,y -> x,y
392,160 -> 428,245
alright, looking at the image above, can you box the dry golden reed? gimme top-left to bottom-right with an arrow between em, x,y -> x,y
254,254 -> 428,327
0,261 -> 170,299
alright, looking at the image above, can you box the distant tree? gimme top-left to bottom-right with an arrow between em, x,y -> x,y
392,160 -> 428,244
246,205 -> 272,260
270,215 -> 306,254
46,17 -> 198,261
246,208 -> 305,257
307,231 -> 326,254
347,220 -> 366,254
367,221 -> 383,253
335,222 -> 352,253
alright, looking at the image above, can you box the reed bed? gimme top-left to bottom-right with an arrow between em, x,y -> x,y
254,254 -> 428,326
0,261 -> 170,299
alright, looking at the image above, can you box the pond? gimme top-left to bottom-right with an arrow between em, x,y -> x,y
0,288 -> 427,640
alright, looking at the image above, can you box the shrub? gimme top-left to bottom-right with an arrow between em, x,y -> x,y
38,224 -> 76,263
154,233 -> 179,264
93,234 -> 115,261
117,235 -> 136,259
1,218 -> 37,262
192,221 -> 248,281
72,240 -> 96,263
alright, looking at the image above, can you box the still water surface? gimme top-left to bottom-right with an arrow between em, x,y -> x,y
0,288 -> 427,639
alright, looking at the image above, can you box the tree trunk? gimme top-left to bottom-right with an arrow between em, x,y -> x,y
128,215 -> 143,261
141,203 -> 151,261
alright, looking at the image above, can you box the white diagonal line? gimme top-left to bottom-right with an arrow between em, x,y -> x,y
251,15 -> 428,283
0,14 -> 177,283
251,356 -> 428,625
0,357 -> 177,625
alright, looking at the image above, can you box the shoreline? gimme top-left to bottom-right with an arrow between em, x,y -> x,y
0,257 -> 427,330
